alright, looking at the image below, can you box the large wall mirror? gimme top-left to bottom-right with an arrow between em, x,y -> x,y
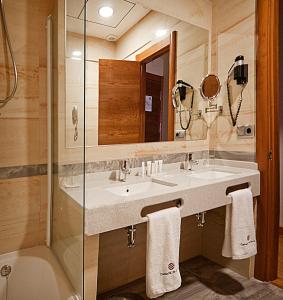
66,0 -> 209,147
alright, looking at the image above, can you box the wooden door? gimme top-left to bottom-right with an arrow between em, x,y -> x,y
136,31 -> 177,141
144,73 -> 163,142
98,59 -> 142,145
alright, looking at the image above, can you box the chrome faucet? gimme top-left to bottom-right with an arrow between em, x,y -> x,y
119,160 -> 131,182
184,153 -> 199,171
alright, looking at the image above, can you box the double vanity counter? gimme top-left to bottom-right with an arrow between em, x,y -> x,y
62,159 -> 260,236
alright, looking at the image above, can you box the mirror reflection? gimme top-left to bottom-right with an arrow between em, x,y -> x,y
66,1 -> 209,146
200,74 -> 221,102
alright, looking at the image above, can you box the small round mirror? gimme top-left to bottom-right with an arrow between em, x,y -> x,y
200,74 -> 221,101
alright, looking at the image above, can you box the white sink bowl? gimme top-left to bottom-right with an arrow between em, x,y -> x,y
189,170 -> 234,180
106,181 -> 171,197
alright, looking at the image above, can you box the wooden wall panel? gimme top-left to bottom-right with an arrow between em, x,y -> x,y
202,206 -> 255,278
97,216 -> 202,294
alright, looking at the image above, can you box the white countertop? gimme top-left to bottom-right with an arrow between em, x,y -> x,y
61,159 -> 260,235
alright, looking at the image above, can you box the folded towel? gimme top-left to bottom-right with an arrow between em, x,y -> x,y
222,188 -> 257,260
146,207 -> 182,299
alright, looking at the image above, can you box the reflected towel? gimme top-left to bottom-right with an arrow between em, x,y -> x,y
222,188 -> 257,260
146,207 -> 182,299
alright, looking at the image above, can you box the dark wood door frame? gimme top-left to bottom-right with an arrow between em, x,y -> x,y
136,31 -> 177,141
255,0 -> 280,281
144,72 -> 164,142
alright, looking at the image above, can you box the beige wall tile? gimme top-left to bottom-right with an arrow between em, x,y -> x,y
210,0 -> 256,154
0,0 -> 54,256
0,118 -> 42,167
212,0 -> 255,34
0,176 -> 46,254
0,0 -> 54,166
136,0 -> 212,30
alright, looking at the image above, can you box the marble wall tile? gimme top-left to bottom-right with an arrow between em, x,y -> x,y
0,164 -> 47,180
210,0 -> 256,160
58,151 -> 209,176
210,150 -> 256,162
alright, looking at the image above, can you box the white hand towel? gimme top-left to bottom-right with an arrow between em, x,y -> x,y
146,207 -> 182,299
222,188 -> 257,260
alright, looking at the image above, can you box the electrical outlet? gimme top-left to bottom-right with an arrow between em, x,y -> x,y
237,125 -> 254,138
175,130 -> 186,140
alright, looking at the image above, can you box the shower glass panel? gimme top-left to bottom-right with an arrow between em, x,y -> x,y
51,0 -> 86,298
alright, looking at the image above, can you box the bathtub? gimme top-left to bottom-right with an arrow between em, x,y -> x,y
0,246 -> 77,300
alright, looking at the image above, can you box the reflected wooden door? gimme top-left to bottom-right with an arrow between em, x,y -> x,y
144,72 -> 163,142
98,59 -> 143,145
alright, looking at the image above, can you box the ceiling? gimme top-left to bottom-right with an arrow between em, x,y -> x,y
67,0 -> 150,41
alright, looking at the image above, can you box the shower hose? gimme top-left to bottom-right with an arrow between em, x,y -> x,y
0,0 -> 18,109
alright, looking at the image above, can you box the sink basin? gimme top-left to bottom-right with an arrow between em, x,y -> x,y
189,170 -> 234,180
106,181 -> 171,197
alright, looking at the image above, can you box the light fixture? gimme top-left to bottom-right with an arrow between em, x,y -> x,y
155,29 -> 168,38
99,6 -> 113,18
106,34 -> 118,42
72,50 -> 82,57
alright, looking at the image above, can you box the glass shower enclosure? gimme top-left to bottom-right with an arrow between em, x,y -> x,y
51,0 -> 86,298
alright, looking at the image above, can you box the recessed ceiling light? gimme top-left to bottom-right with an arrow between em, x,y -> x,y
106,34 -> 118,42
155,29 -> 168,38
99,6 -> 114,18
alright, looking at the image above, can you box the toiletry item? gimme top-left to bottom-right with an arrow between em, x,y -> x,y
222,188 -> 257,259
146,207 -> 182,298
158,160 -> 163,173
141,162 -> 145,177
155,160 -> 159,174
147,161 -> 152,177
151,162 -> 156,176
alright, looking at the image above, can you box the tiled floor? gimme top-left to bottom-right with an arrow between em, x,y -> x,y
99,256 -> 283,300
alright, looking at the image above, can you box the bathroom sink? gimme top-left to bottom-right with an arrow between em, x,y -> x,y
106,181 -> 173,197
189,170 -> 234,180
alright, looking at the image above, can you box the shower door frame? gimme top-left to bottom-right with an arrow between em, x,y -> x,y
255,0 -> 280,282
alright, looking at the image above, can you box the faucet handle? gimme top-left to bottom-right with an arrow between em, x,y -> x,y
185,153 -> 192,161
120,159 -> 131,173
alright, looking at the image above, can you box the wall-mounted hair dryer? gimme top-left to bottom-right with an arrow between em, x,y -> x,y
172,80 -> 195,130
228,55 -> 248,86
172,80 -> 194,106
227,55 -> 249,126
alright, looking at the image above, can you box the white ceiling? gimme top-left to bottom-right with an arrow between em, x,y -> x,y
67,0 -> 150,41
